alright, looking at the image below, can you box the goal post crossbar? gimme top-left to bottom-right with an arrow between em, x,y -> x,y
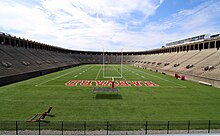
102,49 -> 123,79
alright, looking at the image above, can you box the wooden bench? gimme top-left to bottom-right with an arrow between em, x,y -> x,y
26,107 -> 53,122
45,107 -> 52,115
36,112 -> 47,121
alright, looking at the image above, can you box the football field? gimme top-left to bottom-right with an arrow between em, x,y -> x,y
0,64 -> 220,121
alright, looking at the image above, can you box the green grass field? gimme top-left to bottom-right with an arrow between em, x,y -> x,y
0,64 -> 220,122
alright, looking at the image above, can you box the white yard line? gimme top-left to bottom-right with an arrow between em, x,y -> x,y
124,65 -> 187,88
112,65 -> 127,81
95,65 -> 102,80
124,65 -> 169,81
35,65 -> 90,86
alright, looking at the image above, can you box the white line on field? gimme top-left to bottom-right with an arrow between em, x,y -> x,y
35,65 -> 91,86
124,65 -> 168,81
95,65 -> 102,80
124,65 -> 187,88
113,66 -> 127,81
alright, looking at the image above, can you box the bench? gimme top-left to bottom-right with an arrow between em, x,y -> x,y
26,107 -> 53,122
45,106 -> 52,115
37,112 -> 47,121
198,81 -> 212,86
27,114 -> 39,122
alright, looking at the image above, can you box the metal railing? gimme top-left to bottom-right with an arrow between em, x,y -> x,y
0,120 -> 220,135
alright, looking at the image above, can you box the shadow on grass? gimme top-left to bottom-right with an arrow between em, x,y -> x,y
47,115 -> 55,117
41,120 -> 51,123
95,94 -> 122,99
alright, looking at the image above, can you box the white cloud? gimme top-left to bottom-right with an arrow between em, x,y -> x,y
141,0 -> 220,47
0,0 -> 219,51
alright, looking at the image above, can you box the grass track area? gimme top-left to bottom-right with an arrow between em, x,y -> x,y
0,64 -> 220,121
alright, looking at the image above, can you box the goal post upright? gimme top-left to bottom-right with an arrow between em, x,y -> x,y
97,48 -> 122,94
103,48 -> 105,78
120,48 -> 123,78
102,48 -> 123,79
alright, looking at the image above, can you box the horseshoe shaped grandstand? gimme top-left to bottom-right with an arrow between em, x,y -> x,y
0,32 -> 220,87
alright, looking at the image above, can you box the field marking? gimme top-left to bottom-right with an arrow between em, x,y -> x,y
95,65 -> 102,80
35,65 -> 92,87
37,84 -> 182,89
37,85 -> 157,88
124,65 -> 187,88
112,65 -> 127,81
35,64 -> 185,88
124,65 -> 169,82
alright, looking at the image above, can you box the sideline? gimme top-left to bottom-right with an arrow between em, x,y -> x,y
125,65 -> 187,88
35,65 -> 92,86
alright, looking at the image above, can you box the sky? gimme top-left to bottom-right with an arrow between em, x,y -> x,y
0,0 -> 220,52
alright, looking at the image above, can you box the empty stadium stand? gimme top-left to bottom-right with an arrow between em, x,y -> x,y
1,32 -> 220,87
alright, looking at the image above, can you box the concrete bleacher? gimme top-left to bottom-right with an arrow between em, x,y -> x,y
184,49 -> 219,75
152,53 -> 177,69
1,32 -> 220,88
132,47 -> 220,87
0,46 -> 38,75
166,50 -> 200,72
175,49 -> 217,74
0,44 -> 83,86
161,51 -> 188,71
201,63 -> 220,80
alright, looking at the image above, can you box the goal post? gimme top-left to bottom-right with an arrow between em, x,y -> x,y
102,48 -> 123,79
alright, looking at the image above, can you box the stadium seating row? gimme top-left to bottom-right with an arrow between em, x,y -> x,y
0,44 -> 126,86
1,32 -> 220,87
131,48 -> 220,87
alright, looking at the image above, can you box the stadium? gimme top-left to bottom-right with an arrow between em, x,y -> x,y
1,0 -> 220,135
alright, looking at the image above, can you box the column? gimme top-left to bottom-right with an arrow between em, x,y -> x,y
214,41 -> 216,48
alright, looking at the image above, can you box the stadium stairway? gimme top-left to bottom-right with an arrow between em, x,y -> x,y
184,48 -> 219,75
166,50 -> 200,72
0,45 -> 81,86
175,49 -> 217,74
161,51 -> 188,71
131,48 -> 220,88
1,40 -> 220,88
201,63 -> 220,80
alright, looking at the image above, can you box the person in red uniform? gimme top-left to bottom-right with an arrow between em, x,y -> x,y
112,81 -> 115,88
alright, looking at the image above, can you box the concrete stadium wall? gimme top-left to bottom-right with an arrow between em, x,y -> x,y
0,64 -> 81,87
147,68 -> 220,88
